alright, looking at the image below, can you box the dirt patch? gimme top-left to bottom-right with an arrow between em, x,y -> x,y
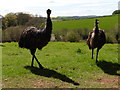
0,82 -> 2,88
97,78 -> 119,88
33,78 -> 71,88
97,78 -> 118,84
33,79 -> 56,88
95,74 -> 119,88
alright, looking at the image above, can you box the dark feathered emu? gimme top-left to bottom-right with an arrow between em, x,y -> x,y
86,19 -> 106,63
18,9 -> 52,69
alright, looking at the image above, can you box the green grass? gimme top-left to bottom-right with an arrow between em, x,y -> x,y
53,15 -> 118,31
2,42 -> 119,88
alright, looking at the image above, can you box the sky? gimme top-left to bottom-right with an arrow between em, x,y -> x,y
0,0 -> 119,17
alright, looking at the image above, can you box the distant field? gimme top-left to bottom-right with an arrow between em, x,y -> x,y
2,42 -> 119,88
53,15 -> 118,31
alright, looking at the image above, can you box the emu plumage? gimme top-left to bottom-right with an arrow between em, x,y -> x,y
18,9 -> 52,68
87,19 -> 106,62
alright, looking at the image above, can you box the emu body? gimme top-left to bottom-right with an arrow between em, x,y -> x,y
18,9 -> 52,68
87,19 -> 106,62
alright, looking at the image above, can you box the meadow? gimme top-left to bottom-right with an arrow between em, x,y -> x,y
53,15 -> 118,31
2,42 -> 119,88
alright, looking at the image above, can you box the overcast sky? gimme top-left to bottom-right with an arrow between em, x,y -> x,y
0,0 -> 119,17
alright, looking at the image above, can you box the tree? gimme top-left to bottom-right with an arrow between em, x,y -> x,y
2,17 -> 7,30
16,12 -> 32,25
0,15 -> 2,29
112,10 -> 120,15
25,17 -> 45,29
2,12 -> 45,30
4,13 -> 17,27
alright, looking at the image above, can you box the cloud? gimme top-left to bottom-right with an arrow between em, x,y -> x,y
0,0 -> 119,16
49,0 -> 55,3
118,1 -> 120,10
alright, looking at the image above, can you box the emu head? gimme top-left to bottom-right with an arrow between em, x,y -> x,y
95,19 -> 99,25
47,9 -> 51,15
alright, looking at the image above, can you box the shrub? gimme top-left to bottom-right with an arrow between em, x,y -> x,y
66,31 -> 80,42
53,29 -> 84,42
2,26 -> 26,42
105,24 -> 119,43
74,28 -> 89,40
53,29 -> 68,41
2,30 -> 11,42
106,32 -> 117,43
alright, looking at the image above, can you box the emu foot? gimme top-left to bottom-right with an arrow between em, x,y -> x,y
31,63 -> 34,67
31,65 -> 33,67
39,64 -> 44,69
96,59 -> 98,63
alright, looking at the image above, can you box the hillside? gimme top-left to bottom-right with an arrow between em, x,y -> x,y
53,15 -> 118,31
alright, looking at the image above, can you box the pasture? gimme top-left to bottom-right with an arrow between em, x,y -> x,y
53,15 -> 118,31
2,42 -> 119,88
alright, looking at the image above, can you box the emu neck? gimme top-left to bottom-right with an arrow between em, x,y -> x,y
44,14 -> 52,34
94,23 -> 99,33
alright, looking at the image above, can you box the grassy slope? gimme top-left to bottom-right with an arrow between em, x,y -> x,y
2,42 -> 119,88
53,15 -> 118,31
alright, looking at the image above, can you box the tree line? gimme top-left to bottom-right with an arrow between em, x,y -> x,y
2,10 -> 119,30
112,10 -> 120,15
2,12 -> 45,30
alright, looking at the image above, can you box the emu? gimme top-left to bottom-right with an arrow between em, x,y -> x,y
18,9 -> 52,69
86,19 -> 106,63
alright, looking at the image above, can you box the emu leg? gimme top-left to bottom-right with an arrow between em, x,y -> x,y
96,48 -> 99,63
34,55 -> 44,69
30,49 -> 36,67
31,56 -> 34,67
92,49 -> 94,59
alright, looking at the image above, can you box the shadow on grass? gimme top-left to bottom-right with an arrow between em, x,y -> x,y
24,66 -> 79,85
96,60 -> 120,76
0,44 -> 5,47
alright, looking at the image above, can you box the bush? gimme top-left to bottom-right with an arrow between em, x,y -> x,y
66,31 -> 80,42
74,28 -> 89,40
2,30 -> 11,42
53,29 -> 84,42
106,33 -> 114,43
2,26 -> 26,42
112,10 -> 120,15
105,24 -> 120,43
1,23 -> 118,43
53,29 -> 68,41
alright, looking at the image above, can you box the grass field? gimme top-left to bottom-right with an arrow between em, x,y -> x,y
2,42 -> 119,88
53,15 -> 118,31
